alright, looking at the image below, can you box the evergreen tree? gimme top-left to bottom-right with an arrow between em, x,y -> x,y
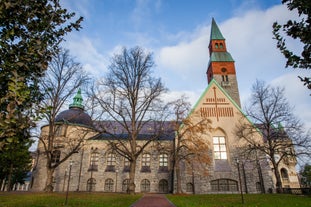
0,0 -> 83,149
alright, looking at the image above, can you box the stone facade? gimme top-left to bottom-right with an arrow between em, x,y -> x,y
31,18 -> 300,194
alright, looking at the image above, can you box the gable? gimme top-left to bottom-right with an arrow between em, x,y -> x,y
191,79 -> 244,122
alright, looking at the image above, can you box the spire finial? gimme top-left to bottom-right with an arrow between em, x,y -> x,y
69,89 -> 84,110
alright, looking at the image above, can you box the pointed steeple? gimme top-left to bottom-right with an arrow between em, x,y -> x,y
69,89 -> 84,110
206,18 -> 241,108
210,18 -> 225,40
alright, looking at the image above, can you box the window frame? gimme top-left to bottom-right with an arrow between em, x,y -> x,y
213,136 -> 227,160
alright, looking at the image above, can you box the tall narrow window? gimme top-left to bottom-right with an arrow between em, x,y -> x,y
51,150 -> 61,164
123,158 -> 130,172
159,153 -> 168,172
141,153 -> 151,172
213,136 -> 227,160
159,179 -> 169,193
222,75 -> 229,82
105,153 -> 116,172
122,179 -> 130,192
88,152 -> 99,171
281,168 -> 289,182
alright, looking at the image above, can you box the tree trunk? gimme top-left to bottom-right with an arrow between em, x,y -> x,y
6,163 -> 13,192
128,159 -> 136,195
272,160 -> 283,193
176,160 -> 182,194
44,167 -> 55,192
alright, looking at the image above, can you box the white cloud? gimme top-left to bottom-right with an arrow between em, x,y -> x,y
156,4 -> 310,130
63,36 -> 109,76
271,71 -> 311,130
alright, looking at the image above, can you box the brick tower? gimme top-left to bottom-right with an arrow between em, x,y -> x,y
206,18 -> 241,107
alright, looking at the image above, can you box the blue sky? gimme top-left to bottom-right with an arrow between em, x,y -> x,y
61,0 -> 310,129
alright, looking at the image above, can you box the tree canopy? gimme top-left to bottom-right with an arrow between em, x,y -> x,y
273,0 -> 311,90
0,0 -> 83,149
235,80 -> 311,192
92,46 -> 168,194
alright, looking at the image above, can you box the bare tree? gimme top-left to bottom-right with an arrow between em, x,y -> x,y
91,46 -> 167,194
169,95 -> 212,194
37,49 -> 91,192
235,80 -> 311,193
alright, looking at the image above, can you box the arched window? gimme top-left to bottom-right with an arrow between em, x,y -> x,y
281,168 -> 289,181
219,43 -> 223,48
141,153 -> 151,172
159,179 -> 168,193
105,152 -> 116,172
51,150 -> 61,164
87,178 -> 96,192
104,178 -> 114,192
213,136 -> 227,160
141,179 -> 150,192
215,43 -> 219,49
211,179 -> 238,191
186,182 -> 194,193
122,179 -> 130,192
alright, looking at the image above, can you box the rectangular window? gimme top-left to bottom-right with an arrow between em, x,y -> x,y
213,136 -> 227,160
51,150 -> 61,164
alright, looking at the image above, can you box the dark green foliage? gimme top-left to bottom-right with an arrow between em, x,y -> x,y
0,0 -> 83,148
272,0 -> 311,90
300,164 -> 311,187
0,138 -> 32,191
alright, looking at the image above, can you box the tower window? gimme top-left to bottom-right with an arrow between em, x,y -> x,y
219,43 -> 223,48
215,43 -> 219,49
222,75 -> 229,82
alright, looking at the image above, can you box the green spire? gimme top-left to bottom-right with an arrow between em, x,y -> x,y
69,89 -> 84,110
210,18 -> 225,40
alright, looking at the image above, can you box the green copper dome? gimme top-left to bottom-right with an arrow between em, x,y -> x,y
69,88 -> 84,110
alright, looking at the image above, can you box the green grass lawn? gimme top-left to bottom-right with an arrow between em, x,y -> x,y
0,192 -> 141,207
0,192 -> 310,207
167,194 -> 311,207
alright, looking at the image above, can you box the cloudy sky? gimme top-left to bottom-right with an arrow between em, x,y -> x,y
61,0 -> 310,129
